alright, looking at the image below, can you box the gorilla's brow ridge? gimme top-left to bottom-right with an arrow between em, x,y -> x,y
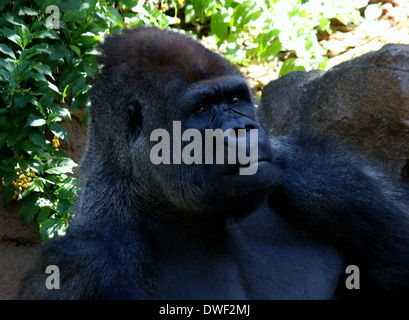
185,77 -> 251,104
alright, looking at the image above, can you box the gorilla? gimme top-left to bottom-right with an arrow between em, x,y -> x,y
19,26 -> 409,300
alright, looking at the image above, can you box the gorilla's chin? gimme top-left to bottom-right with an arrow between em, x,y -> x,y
216,161 -> 277,197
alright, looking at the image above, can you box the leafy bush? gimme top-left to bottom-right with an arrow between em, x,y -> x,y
185,0 -> 369,74
0,0 -> 113,241
0,0 -> 370,241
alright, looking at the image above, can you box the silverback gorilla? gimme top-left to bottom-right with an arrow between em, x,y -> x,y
19,26 -> 409,299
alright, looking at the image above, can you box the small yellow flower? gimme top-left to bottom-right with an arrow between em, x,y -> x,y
52,135 -> 60,148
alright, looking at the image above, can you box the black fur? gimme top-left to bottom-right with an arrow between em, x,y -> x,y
19,26 -> 409,299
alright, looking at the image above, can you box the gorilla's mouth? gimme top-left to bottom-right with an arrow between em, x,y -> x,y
221,159 -> 272,176
216,159 -> 277,198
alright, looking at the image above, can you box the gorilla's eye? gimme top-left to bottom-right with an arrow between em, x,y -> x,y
194,104 -> 211,114
230,96 -> 240,104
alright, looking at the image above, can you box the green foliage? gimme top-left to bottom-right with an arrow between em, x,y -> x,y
185,0 -> 369,74
0,0 -> 111,241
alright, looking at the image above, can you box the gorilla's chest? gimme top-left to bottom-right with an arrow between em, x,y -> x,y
152,205 -> 344,299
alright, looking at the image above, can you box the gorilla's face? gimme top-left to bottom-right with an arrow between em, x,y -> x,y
130,78 -> 276,217
93,27 -> 277,217
176,76 -> 276,195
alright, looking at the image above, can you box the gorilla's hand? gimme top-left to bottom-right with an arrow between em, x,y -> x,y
267,134 -> 409,297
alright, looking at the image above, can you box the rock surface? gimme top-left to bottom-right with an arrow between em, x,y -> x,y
260,43 -> 409,179
0,198 -> 40,299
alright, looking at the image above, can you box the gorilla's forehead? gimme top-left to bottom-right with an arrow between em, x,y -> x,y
98,27 -> 239,87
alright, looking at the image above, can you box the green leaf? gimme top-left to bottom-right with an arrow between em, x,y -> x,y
56,200 -> 70,215
49,122 -> 68,140
45,157 -> 77,175
0,44 -> 16,60
63,10 -> 87,23
71,76 -> 86,95
184,4 -> 195,24
33,63 -> 54,80
82,56 -> 97,78
48,104 -> 71,121
210,11 -> 229,46
279,58 -> 306,77
18,25 -> 32,48
57,176 -> 79,201
0,116 -> 13,128
69,44 -> 81,57
18,6 -> 40,16
70,92 -> 88,110
39,218 -> 64,241
0,28 -> 23,47
61,71 -> 82,88
14,92 -> 32,109
3,12 -> 26,27
15,126 -> 31,141
29,130 -> 50,150
0,58 -> 15,73
47,44 -> 66,60
13,60 -> 31,83
0,0 -> 8,11
0,67 -> 10,81
35,197 -> 54,209
21,70 -> 47,83
1,182 -> 14,206
39,95 -> 54,108
20,194 -> 40,223
261,39 -> 282,60
22,139 -> 45,154
33,179 -> 45,192
26,113 -> 46,127
36,29 -> 59,39
108,6 -> 124,25
37,206 -> 52,224
20,43 -> 49,61
47,81 -> 60,94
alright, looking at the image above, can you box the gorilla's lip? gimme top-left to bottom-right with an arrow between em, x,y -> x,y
221,159 -> 272,176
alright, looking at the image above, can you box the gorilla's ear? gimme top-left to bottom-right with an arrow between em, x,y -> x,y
127,102 -> 142,135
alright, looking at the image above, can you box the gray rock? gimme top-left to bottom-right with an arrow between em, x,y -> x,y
260,44 -> 409,179
0,198 -> 40,299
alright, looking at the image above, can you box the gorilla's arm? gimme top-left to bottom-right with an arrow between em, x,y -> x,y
268,134 -> 409,297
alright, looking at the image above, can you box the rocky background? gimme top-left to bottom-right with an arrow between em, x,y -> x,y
260,44 -> 409,181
